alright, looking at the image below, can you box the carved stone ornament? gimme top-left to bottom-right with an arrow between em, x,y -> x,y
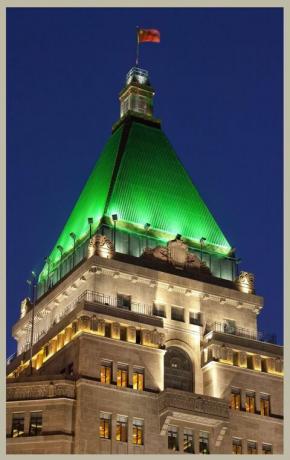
20,297 -> 32,318
87,235 -> 114,259
235,271 -> 255,294
142,237 -> 211,273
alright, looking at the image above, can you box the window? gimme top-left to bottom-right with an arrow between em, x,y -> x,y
99,412 -> 111,439
189,311 -> 202,326
223,319 -> 236,334
247,441 -> 257,454
132,418 -> 144,445
184,428 -> 194,453
100,361 -> 112,384
133,368 -> 144,391
171,306 -> 184,322
260,394 -> 270,416
232,438 -> 242,454
29,412 -> 42,436
168,425 -> 179,451
116,415 -> 128,442
117,293 -> 131,310
11,413 -> 24,438
231,388 -> 241,410
153,302 -> 166,318
199,431 -> 209,454
247,355 -> 253,369
117,364 -> 128,387
262,443 -> 273,454
245,391 -> 255,413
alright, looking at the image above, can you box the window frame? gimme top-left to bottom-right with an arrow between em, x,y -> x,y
29,411 -> 43,437
11,413 -> 25,438
132,368 -> 144,391
183,428 -> 194,453
132,418 -> 144,445
232,437 -> 242,454
100,360 -> 112,384
116,415 -> 128,443
117,364 -> 128,388
168,425 -> 179,451
99,412 -> 111,440
245,391 -> 256,413
171,305 -> 184,322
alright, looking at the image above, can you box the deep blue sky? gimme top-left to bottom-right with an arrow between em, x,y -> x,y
6,8 -> 283,357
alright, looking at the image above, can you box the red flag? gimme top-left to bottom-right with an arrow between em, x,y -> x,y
138,28 -> 160,43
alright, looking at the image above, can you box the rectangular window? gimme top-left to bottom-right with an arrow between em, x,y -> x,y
189,311 -> 202,326
199,431 -> 209,454
99,412 -> 111,439
260,394 -> 270,416
29,412 -> 42,436
168,425 -> 179,451
171,306 -> 184,322
100,361 -> 112,384
262,443 -> 273,454
231,388 -> 241,410
232,438 -> 242,454
117,293 -> 131,310
184,428 -> 194,453
153,302 -> 166,318
247,355 -> 253,369
247,441 -> 257,454
245,392 -> 256,413
117,365 -> 128,387
223,319 -> 236,334
116,415 -> 128,442
132,418 -> 144,445
11,413 -> 25,438
133,368 -> 144,391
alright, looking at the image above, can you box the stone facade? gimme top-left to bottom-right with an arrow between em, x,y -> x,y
6,252 -> 283,454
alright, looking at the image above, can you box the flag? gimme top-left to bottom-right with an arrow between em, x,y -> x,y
138,28 -> 160,43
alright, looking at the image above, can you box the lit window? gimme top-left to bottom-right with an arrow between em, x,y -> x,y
199,431 -> 209,454
231,388 -> 241,410
260,394 -> 270,416
11,413 -> 24,438
117,365 -> 128,387
133,368 -> 144,391
116,415 -> 128,442
247,441 -> 257,454
100,361 -> 112,384
99,412 -> 111,439
171,306 -> 184,322
262,443 -> 273,454
184,428 -> 194,453
29,412 -> 42,436
132,418 -> 144,445
232,438 -> 242,454
168,425 -> 179,451
245,392 -> 255,413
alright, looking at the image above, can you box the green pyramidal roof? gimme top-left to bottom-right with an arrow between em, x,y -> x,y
39,116 -> 231,281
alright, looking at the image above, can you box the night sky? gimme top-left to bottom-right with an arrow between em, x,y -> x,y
6,7 -> 283,357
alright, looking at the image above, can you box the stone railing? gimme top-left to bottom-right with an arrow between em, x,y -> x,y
158,389 -> 229,419
7,381 -> 76,401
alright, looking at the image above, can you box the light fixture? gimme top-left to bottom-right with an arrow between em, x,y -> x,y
176,233 -> 182,240
200,237 -> 207,245
112,214 -> 118,222
144,222 -> 151,230
88,217 -> 93,238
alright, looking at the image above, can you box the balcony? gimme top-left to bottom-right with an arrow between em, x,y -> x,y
158,389 -> 229,434
205,321 -> 277,344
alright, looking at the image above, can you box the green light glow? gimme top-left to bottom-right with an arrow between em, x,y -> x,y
39,119 -> 231,281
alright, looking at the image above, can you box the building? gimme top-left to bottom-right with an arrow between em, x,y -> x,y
6,66 -> 283,454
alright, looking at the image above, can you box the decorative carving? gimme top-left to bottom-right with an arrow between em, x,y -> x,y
87,235 -> 114,259
7,382 -> 76,401
142,238 -> 211,273
235,271 -> 255,294
158,390 -> 229,419
20,298 -> 32,318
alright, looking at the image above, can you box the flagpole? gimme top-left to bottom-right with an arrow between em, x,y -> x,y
136,26 -> 140,66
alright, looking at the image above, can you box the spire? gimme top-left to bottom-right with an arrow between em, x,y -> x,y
119,67 -> 155,120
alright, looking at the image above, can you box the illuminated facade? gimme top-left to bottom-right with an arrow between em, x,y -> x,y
6,67 -> 283,454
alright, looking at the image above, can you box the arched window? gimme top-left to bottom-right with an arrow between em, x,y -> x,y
164,347 -> 193,392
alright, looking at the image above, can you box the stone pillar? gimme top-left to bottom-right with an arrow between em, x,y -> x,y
50,338 -> 57,355
111,413 -> 117,453
111,322 -> 120,340
57,332 -> 64,350
178,426 -> 184,453
127,326 -> 136,343
36,350 -> 44,369
64,325 -> 72,344
194,431 -> 199,454
97,319 -> 105,336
